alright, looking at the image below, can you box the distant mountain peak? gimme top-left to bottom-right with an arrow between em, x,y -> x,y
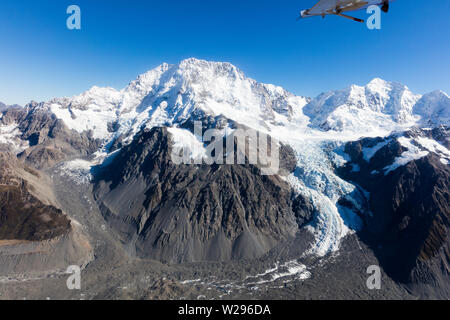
413,90 -> 450,127
366,77 -> 390,90
29,58 -> 308,141
303,77 -> 427,134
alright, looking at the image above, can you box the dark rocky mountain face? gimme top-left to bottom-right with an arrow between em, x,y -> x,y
0,105 -> 92,278
1,104 -> 102,168
0,153 -> 71,242
93,126 -> 312,263
337,127 -> 449,296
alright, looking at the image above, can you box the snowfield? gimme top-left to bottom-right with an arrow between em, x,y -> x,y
0,122 -> 29,153
384,137 -> 429,175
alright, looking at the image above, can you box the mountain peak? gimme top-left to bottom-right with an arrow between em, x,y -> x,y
304,77 -> 424,134
34,58 -> 308,141
413,90 -> 450,126
124,58 -> 244,100
174,58 -> 245,84
177,57 -> 236,70
367,77 -> 388,86
365,77 -> 411,94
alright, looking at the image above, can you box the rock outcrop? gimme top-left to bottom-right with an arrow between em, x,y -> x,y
93,127 -> 309,263
338,127 -> 450,298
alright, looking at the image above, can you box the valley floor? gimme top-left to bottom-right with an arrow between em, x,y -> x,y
0,171 -> 415,300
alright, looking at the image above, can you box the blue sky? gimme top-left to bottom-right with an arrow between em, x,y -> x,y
0,0 -> 449,105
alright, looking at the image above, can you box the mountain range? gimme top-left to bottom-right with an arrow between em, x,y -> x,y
0,58 -> 448,299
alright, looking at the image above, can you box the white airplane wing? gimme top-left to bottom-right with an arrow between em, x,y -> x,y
305,0 -> 340,16
301,0 -> 386,17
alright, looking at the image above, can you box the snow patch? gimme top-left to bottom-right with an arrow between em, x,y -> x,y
384,137 -> 429,174
245,261 -> 311,285
416,137 -> 450,160
362,139 -> 391,161
0,122 -> 29,152
55,151 -> 113,184
55,159 -> 94,185
167,127 -> 207,162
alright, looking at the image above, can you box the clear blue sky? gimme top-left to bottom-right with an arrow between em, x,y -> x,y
0,0 -> 449,105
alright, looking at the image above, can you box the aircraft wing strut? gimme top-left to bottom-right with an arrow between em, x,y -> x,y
299,0 -> 391,23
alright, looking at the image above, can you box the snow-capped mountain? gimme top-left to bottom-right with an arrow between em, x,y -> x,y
303,78 -> 424,134
1,59 -> 449,295
413,90 -> 450,127
38,58 -> 309,144
2,58 -> 449,257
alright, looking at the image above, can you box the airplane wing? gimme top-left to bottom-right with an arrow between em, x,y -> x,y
300,0 -> 386,18
303,0 -> 340,16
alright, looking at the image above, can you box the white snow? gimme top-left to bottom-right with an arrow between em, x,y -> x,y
180,279 -> 202,285
416,137 -> 450,160
413,91 -> 450,126
167,127 -> 207,163
383,135 -> 450,174
47,86 -> 122,140
37,59 -> 309,149
55,159 -> 94,185
55,151 -> 114,184
0,123 -> 19,143
362,139 -> 391,161
303,78 -> 422,134
283,138 -> 364,257
384,137 -> 429,174
254,261 -> 310,284
0,122 -> 29,152
245,260 -> 311,285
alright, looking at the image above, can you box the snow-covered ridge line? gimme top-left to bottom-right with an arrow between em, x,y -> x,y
24,59 -> 449,147
383,132 -> 450,175
32,58 -> 310,144
384,137 -> 430,175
